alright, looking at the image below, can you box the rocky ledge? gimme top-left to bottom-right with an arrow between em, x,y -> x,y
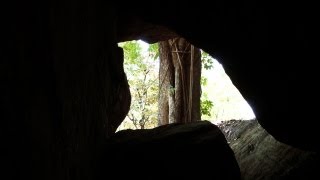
217,120 -> 319,179
98,121 -> 240,179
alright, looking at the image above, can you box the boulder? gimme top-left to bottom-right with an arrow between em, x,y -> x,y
97,121 -> 241,179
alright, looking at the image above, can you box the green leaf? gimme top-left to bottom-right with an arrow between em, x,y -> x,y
201,50 -> 214,70
118,41 -> 159,129
200,99 -> 214,116
148,43 -> 159,60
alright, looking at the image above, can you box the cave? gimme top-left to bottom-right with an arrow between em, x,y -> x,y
2,1 -> 319,179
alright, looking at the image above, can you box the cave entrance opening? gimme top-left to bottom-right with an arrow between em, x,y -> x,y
116,39 -> 255,132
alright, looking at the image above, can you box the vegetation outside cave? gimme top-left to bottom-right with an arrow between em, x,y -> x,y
116,39 -> 255,131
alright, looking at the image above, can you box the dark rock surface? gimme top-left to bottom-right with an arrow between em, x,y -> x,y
3,1 -> 318,179
117,2 -> 319,151
97,121 -> 241,179
218,120 -> 319,179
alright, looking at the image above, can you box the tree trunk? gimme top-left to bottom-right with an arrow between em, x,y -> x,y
191,44 -> 202,121
158,37 -> 201,125
158,41 -> 175,126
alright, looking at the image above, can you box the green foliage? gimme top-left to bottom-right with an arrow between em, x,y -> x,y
200,50 -> 215,118
200,99 -> 214,117
119,41 -> 142,63
201,50 -> 214,70
200,77 -> 208,86
148,43 -> 159,60
118,41 -> 159,129
119,43 -> 217,127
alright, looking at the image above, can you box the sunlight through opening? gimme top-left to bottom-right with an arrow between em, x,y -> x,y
117,40 -> 255,132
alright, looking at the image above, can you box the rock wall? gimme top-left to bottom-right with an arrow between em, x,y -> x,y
116,1 -> 318,151
218,120 -> 319,179
2,1 -> 130,179
2,1 -> 318,179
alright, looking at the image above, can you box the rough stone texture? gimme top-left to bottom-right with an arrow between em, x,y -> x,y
2,1 -> 319,179
117,2 -> 319,151
2,1 -> 130,179
116,15 -> 178,43
97,121 -> 241,179
218,120 -> 319,179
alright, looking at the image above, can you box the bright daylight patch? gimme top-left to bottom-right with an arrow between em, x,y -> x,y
117,40 -> 255,131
